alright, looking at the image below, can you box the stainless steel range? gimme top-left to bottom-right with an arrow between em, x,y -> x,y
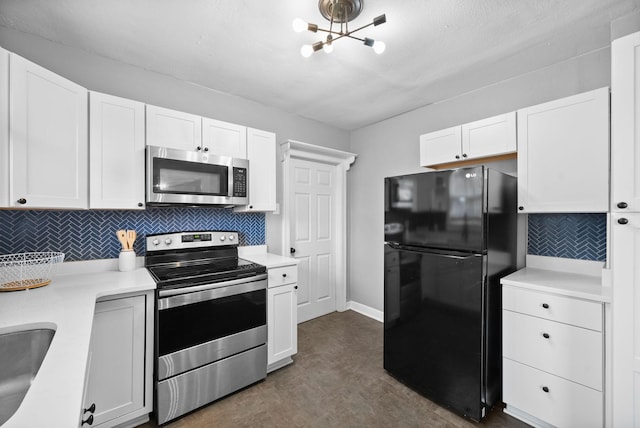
145,231 -> 267,425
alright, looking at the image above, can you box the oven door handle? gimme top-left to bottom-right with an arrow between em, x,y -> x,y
158,273 -> 267,310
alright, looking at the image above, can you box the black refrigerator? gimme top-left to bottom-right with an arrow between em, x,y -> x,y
383,166 -> 518,421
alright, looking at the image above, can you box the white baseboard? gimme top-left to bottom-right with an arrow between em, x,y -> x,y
346,301 -> 383,323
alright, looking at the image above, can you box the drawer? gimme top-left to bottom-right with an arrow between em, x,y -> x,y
268,265 -> 297,287
503,310 -> 602,390
503,286 -> 602,331
503,358 -> 603,428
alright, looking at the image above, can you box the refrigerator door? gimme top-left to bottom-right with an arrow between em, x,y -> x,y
384,166 -> 485,252
384,244 -> 485,421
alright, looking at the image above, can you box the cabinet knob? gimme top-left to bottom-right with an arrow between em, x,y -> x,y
542,333 -> 550,339
290,248 -> 296,254
518,206 -> 524,211
82,415 -> 94,426
249,205 -> 253,209
282,273 -> 287,278
17,198 -> 27,205
455,155 -> 461,160
294,285 -> 298,290
204,147 -> 209,152
83,403 -> 96,414
196,146 -> 202,151
462,153 -> 468,158
617,202 -> 628,209
137,202 -> 143,207
542,386 -> 550,393
618,218 -> 629,225
542,303 -> 549,309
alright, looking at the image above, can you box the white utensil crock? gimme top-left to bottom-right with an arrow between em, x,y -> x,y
118,250 -> 136,272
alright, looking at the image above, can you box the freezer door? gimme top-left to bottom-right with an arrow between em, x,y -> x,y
384,245 -> 486,421
384,166 -> 485,252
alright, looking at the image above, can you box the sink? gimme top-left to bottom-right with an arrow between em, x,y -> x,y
0,328 -> 55,426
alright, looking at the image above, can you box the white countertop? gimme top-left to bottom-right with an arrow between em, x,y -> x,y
0,260 -> 155,428
501,267 -> 611,303
239,245 -> 298,268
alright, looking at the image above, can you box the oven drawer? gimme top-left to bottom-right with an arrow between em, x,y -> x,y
156,344 -> 267,425
268,265 -> 297,287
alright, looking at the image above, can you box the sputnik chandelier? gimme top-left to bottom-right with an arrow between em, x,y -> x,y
293,0 -> 387,57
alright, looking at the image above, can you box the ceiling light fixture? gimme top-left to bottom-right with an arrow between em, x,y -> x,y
293,0 -> 386,57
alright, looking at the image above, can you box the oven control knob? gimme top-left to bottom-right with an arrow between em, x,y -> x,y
220,236 -> 226,241
228,235 -> 235,241
165,238 -> 172,245
152,239 -> 160,246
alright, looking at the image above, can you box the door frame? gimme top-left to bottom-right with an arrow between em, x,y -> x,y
281,140 -> 356,313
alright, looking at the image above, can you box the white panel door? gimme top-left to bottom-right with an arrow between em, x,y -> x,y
612,32 -> 640,212
145,104 -> 201,151
462,112 -> 516,159
84,295 -> 146,426
290,158 -> 336,323
89,91 -> 145,209
419,125 -> 462,166
201,118 -> 246,158
9,52 -> 88,209
612,212 -> 640,427
517,87 -> 609,213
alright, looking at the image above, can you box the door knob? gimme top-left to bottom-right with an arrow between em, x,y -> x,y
290,248 -> 296,254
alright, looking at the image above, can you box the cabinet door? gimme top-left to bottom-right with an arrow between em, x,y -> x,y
0,47 -> 8,207
84,295 -> 146,426
612,32 -> 640,212
235,128 -> 276,212
517,87 -> 609,213
267,283 -> 298,367
145,104 -> 201,151
202,117 -> 247,158
9,53 -> 88,209
462,112 -> 516,159
419,126 -> 462,166
611,212 -> 640,427
89,92 -> 145,209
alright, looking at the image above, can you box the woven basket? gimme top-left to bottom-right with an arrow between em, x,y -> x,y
0,252 -> 65,291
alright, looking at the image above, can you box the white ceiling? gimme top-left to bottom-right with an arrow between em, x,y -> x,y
1,0 -> 639,130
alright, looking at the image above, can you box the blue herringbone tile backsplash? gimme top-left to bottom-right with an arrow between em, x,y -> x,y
0,208 -> 265,261
528,213 -> 606,261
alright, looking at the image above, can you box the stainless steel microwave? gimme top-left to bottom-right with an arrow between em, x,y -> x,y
146,145 -> 249,207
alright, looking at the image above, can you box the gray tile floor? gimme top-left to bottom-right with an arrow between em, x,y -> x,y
141,310 -> 529,428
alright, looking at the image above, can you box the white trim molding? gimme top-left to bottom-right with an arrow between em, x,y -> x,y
281,140 -> 356,314
346,301 -> 383,323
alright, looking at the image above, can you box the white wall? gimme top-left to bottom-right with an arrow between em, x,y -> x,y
348,47 -> 611,311
0,27 -> 350,254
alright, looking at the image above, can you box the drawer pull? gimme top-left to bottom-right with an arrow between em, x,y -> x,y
542,386 -> 550,393
541,303 -> 549,309
542,333 -> 550,339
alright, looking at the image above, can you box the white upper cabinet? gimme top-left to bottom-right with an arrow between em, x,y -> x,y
89,91 -> 145,210
517,87 -> 609,213
419,126 -> 462,166
146,104 -> 202,151
419,112 -> 516,167
234,128 -> 276,212
0,47 -> 9,207
461,112 -> 516,159
202,117 -> 247,158
612,32 -> 640,213
9,52 -> 88,209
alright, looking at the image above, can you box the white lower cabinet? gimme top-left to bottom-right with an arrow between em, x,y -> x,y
266,264 -> 298,372
502,285 -> 604,428
82,292 -> 153,427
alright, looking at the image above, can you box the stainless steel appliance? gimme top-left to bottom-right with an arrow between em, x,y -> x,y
146,145 -> 249,207
145,231 -> 267,425
383,166 -> 518,421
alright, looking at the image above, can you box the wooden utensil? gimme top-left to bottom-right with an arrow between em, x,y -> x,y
116,230 -> 128,251
126,230 -> 137,251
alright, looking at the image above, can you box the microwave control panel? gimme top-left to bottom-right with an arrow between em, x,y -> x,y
233,167 -> 247,197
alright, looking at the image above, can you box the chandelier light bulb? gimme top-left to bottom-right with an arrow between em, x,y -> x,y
301,44 -> 314,58
292,18 -> 308,33
373,40 -> 386,54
